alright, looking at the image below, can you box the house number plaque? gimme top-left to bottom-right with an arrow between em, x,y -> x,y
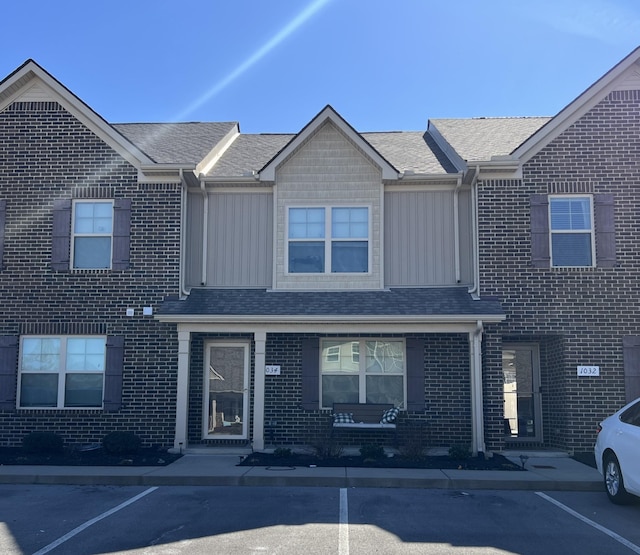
577,366 -> 600,377
265,365 -> 281,376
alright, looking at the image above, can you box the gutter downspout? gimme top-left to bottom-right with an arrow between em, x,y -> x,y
468,165 -> 481,298
453,174 -> 463,283
470,319 -> 486,455
200,179 -> 208,287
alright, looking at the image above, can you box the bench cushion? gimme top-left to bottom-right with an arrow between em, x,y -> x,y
381,407 -> 399,424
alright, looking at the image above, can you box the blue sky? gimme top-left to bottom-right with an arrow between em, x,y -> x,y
2,0 -> 639,133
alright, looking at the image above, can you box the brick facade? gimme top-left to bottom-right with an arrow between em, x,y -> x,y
0,101 -> 181,447
478,90 -> 640,452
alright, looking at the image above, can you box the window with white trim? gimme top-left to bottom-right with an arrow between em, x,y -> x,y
320,339 -> 404,408
549,196 -> 594,267
19,336 -> 106,408
72,200 -> 113,269
288,207 -> 369,273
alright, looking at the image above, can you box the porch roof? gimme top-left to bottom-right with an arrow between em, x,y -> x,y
156,287 -> 505,322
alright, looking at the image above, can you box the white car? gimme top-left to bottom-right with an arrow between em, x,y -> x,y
595,397 -> 640,504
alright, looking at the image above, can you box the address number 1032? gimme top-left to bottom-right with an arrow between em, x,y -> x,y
577,366 -> 600,377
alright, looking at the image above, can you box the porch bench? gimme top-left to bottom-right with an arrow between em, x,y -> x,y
331,403 -> 399,444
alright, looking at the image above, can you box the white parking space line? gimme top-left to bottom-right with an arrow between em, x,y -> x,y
32,487 -> 159,555
339,488 -> 349,555
536,492 -> 640,554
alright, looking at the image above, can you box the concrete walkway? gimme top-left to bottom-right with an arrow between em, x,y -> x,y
0,451 -> 604,491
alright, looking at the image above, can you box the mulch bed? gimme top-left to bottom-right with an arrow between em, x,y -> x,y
239,452 -> 526,471
0,446 -> 182,466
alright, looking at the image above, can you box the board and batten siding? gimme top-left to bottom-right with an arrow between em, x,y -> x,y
384,187 -> 473,286
275,121 -> 382,290
185,190 -> 273,288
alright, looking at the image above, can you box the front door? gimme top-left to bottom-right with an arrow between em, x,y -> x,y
204,342 -> 249,440
502,343 -> 542,441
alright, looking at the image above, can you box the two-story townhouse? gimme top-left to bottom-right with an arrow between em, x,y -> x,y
2,47 -> 639,456
429,46 -> 640,453
0,60 -> 236,448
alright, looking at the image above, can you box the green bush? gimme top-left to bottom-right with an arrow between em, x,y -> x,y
448,443 -> 471,460
102,431 -> 141,454
273,447 -> 292,458
359,444 -> 385,460
22,432 -> 64,454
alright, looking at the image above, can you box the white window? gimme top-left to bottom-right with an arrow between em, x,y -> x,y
320,339 -> 405,409
549,196 -> 594,267
288,207 -> 369,273
72,201 -> 113,269
19,336 -> 106,408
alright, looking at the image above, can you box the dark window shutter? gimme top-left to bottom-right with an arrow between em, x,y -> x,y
112,198 -> 131,270
0,200 -> 6,271
300,338 -> 319,410
530,194 -> 550,268
0,336 -> 18,410
104,336 -> 124,412
51,199 -> 71,271
594,194 -> 616,268
406,338 -> 425,412
623,336 -> 640,403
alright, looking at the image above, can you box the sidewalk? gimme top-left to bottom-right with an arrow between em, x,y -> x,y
0,451 -> 604,491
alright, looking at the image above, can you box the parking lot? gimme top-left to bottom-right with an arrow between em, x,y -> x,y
0,485 -> 639,554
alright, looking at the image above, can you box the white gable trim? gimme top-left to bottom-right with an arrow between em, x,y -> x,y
259,105 -> 398,181
0,60 -> 155,168
512,47 -> 640,164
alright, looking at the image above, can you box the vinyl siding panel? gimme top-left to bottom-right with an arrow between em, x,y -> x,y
384,189 -> 463,286
205,192 -> 273,287
185,192 -> 204,288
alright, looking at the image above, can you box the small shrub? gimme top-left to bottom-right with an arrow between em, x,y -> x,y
449,443 -> 471,460
102,431 -> 141,454
360,444 -> 385,460
22,432 -> 64,454
273,447 -> 292,458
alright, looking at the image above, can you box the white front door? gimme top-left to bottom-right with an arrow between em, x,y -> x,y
203,341 -> 249,440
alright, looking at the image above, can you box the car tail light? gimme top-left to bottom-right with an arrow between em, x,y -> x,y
596,423 -> 602,434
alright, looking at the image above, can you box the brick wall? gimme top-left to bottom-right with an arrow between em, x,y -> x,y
0,101 -> 181,448
478,90 -> 640,452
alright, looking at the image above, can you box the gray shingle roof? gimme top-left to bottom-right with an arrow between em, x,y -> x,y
206,134 -> 292,177
158,287 -> 504,318
205,130 -> 458,178
113,122 -> 237,165
429,117 -> 551,161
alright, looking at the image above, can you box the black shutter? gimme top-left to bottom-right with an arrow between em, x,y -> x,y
623,336 -> 640,403
51,199 -> 71,271
594,194 -> 616,268
530,194 -> 550,268
0,336 -> 18,410
103,336 -> 124,412
300,338 -> 319,410
406,338 -> 425,412
112,198 -> 131,270
0,200 -> 6,271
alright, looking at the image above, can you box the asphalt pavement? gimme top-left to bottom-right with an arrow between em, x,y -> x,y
0,449 -> 604,491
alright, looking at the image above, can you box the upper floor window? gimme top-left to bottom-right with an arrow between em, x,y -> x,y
72,201 -> 113,269
288,206 -> 369,273
18,336 -> 106,408
320,339 -> 405,409
549,196 -> 594,267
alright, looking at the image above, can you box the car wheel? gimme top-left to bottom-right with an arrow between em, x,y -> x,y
603,453 -> 632,505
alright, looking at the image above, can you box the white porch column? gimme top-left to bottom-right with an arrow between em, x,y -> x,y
469,321 -> 486,455
174,328 -> 191,451
252,331 -> 267,450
